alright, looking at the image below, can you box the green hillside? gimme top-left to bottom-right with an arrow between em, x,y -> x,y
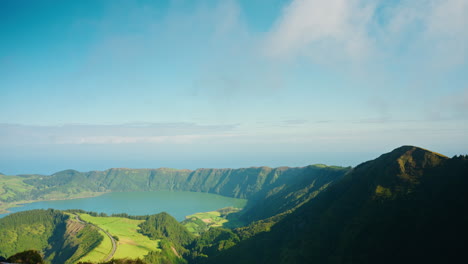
1,146 -> 467,264
0,209 -> 102,264
139,212 -> 194,246
205,146 -> 468,264
0,165 -> 350,214
238,164 -> 349,222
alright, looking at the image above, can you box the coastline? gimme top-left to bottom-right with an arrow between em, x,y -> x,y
0,191 -> 109,215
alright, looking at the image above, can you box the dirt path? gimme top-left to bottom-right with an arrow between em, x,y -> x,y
74,214 -> 117,262
171,246 -> 181,258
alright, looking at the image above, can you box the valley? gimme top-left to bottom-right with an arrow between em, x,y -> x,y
3,1 -> 465,263
77,214 -> 156,262
0,146 -> 467,264
1,191 -> 247,221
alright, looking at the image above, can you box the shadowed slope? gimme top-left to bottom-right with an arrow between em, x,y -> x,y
207,146 -> 468,264
1,165 -> 350,214
0,209 -> 103,264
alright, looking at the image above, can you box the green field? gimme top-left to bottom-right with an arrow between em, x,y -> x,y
77,228 -> 112,263
183,207 -> 243,234
0,174 -> 108,214
0,175 -> 33,214
0,175 -> 34,205
78,214 -> 159,261
185,211 -> 227,228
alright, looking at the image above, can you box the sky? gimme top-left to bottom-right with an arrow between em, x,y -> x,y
1,0 -> 467,175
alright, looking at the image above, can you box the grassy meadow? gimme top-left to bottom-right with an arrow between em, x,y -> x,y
78,214 -> 159,261
77,228 -> 112,263
0,175 -> 33,201
183,207 -> 243,234
184,210 -> 228,231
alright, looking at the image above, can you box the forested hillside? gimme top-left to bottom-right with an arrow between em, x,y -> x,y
1,146 -> 467,264
0,209 -> 102,264
204,146 -> 468,264
0,165 -> 350,214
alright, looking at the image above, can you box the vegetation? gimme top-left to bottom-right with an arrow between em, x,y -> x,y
138,212 -> 194,257
78,229 -> 113,263
237,164 -> 350,223
78,214 -> 157,261
1,165 -> 349,214
0,209 -> 66,258
185,228 -> 240,263
204,146 -> 468,264
5,249 -> 45,264
2,146 -> 467,264
143,240 -> 187,264
182,207 -> 241,235
60,222 -> 104,264
80,259 -> 146,264
0,174 -> 34,202
0,209 -> 102,264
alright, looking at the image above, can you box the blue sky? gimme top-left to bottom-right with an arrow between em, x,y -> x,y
1,0 -> 467,174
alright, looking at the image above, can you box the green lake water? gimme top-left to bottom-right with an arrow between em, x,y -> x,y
1,191 -> 247,221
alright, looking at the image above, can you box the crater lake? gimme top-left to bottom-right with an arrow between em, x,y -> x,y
0,191 -> 247,221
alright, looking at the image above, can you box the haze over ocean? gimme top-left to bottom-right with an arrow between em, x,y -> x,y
1,0 -> 467,175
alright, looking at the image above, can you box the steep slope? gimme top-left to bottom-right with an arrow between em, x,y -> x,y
5,250 -> 45,264
186,227 -> 240,262
207,146 -> 468,264
138,212 -> 194,264
0,209 -> 103,264
239,164 -> 349,222
1,165 -> 350,211
0,209 -> 67,259
139,212 -> 194,246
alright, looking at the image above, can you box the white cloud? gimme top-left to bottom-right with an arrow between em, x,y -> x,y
266,0 -> 468,69
54,134 -> 236,145
265,0 -> 377,63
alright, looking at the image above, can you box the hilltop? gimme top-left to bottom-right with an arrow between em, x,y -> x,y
205,146 -> 468,264
0,164 -> 350,215
1,146 -> 467,264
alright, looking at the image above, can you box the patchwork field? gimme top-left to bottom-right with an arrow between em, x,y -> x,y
183,207 -> 243,234
185,210 -> 228,228
78,228 -> 113,263
0,175 -> 32,201
78,214 -> 159,261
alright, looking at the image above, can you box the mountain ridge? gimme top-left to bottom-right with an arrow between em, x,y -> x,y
204,146 -> 468,264
1,164 -> 350,217
1,146 -> 467,264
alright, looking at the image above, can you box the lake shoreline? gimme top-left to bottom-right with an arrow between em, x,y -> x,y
0,191 -> 109,215
0,190 -> 248,221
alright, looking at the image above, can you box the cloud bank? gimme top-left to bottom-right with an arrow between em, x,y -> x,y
0,123 -> 238,145
266,0 -> 468,68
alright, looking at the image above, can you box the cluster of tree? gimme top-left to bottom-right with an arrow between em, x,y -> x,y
0,250 -> 45,264
108,213 -> 148,220
180,217 -> 208,235
0,209 -> 103,264
79,258 -> 146,264
143,240 -> 187,264
0,209 -> 66,258
184,228 -> 240,263
2,165 -> 349,208
2,250 -> 149,264
138,212 -> 194,255
64,209 -> 150,220
201,146 -> 468,264
452,154 -> 468,159
3,146 -> 468,264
